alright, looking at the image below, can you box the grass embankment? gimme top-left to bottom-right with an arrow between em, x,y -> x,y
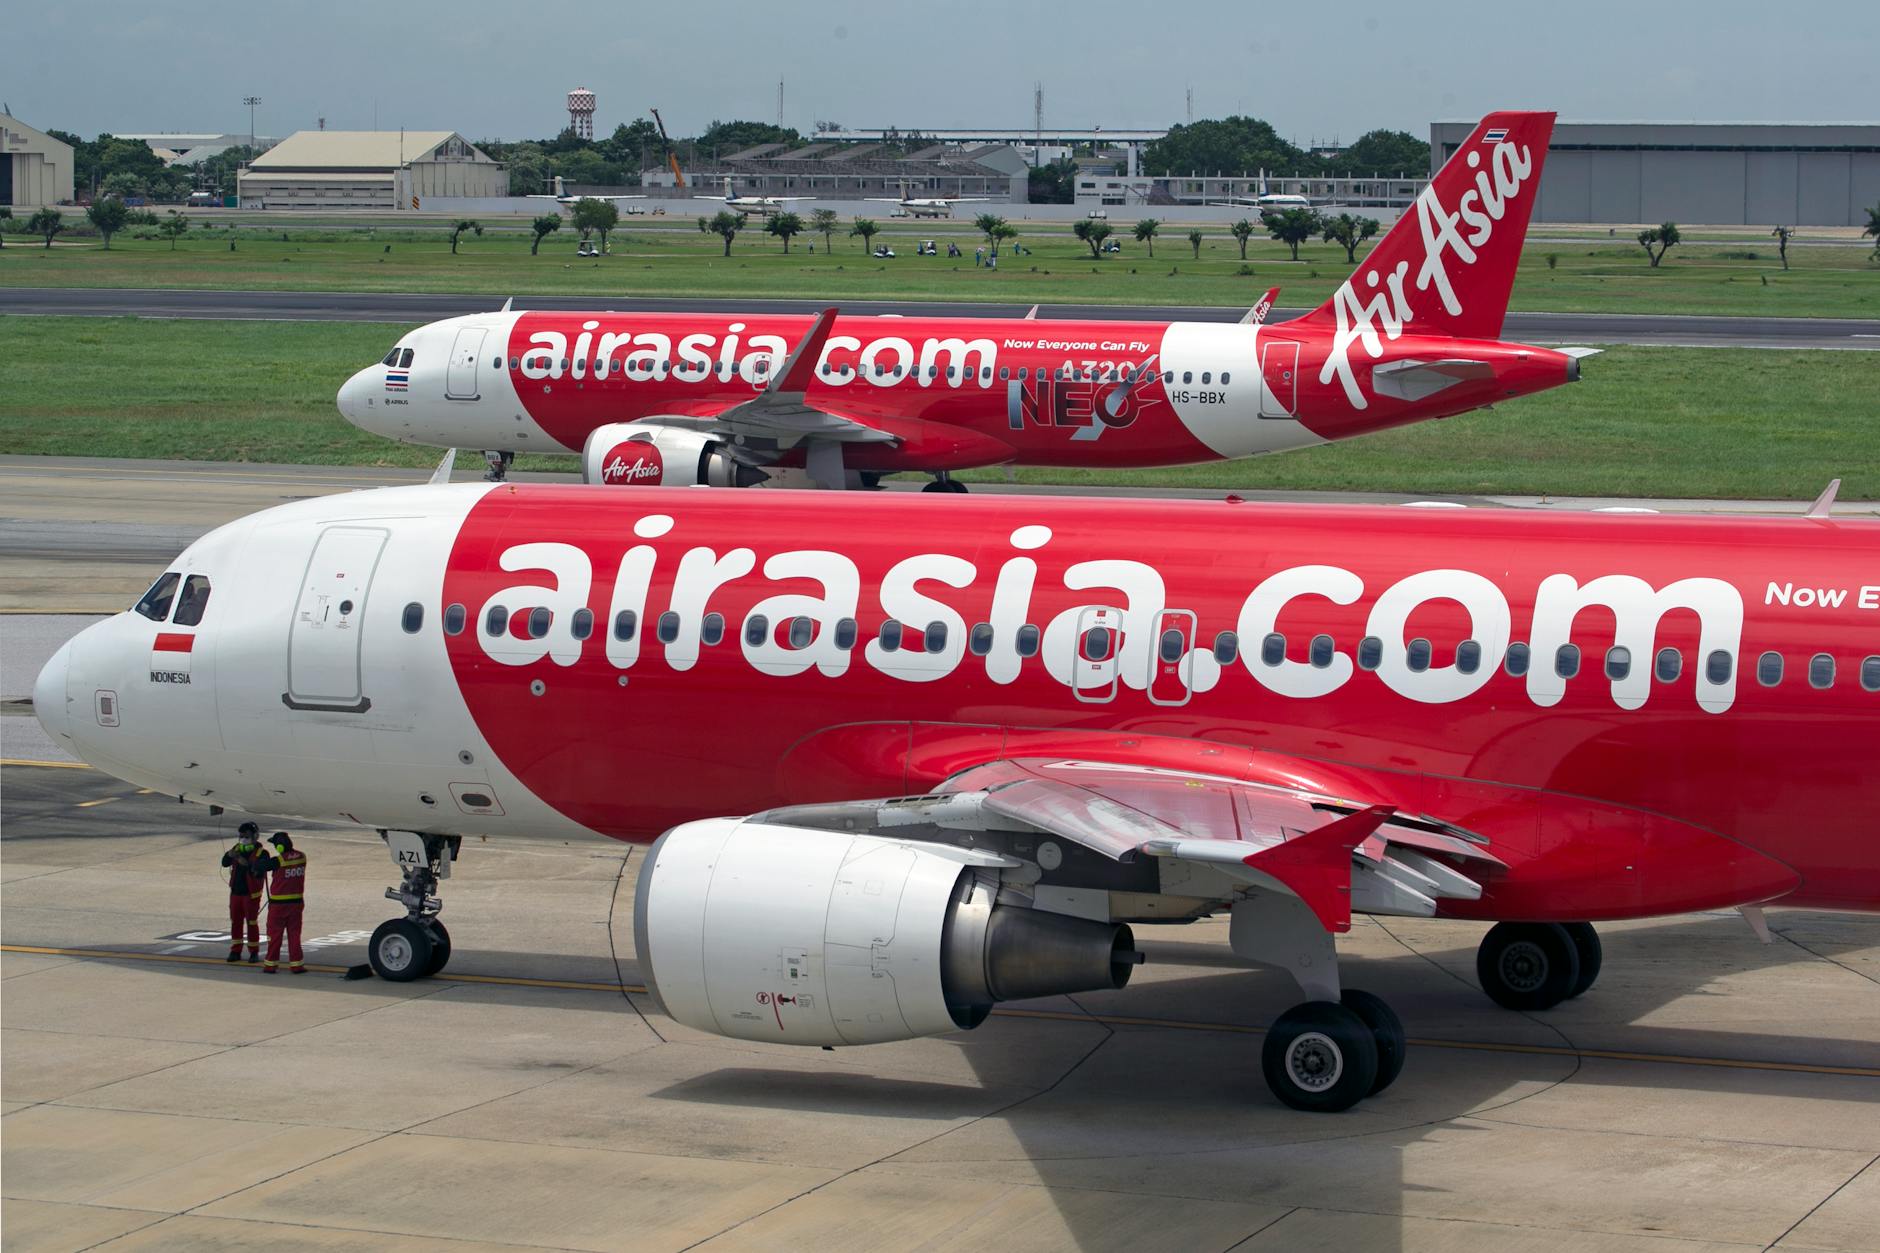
0,317 -> 1873,498
4,222 -> 1876,319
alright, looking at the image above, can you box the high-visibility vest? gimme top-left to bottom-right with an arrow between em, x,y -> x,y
266,852 -> 308,904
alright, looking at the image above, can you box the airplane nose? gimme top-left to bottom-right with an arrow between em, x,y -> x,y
33,641 -> 73,747
337,368 -> 368,421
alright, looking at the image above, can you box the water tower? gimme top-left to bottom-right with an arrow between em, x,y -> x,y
567,88 -> 596,141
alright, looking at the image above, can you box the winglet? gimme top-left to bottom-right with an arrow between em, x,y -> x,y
770,307 -> 838,395
1243,805 -> 1395,933
1807,478 -> 1841,519
1240,287 -> 1280,325
428,449 -> 457,485
1023,304 -> 1040,320
500,296 -> 514,313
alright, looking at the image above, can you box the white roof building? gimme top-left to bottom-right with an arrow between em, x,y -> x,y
3,113 -> 75,208
238,130 -> 505,209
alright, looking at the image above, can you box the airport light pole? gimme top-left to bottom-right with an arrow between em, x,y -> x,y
243,96 -> 261,151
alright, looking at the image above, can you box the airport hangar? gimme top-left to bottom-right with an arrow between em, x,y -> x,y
1430,120 -> 1880,226
1,112 -> 75,209
236,130 -> 506,210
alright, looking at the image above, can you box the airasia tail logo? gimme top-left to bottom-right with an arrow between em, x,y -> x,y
601,442 -> 664,485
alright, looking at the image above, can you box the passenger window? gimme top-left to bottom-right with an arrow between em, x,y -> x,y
1406,638 -> 1432,673
1163,371 -> 1174,384
970,623 -> 995,656
1301,634 -> 1331,668
444,603 -> 467,636
835,618 -> 858,650
1455,639 -> 1481,674
1654,647 -> 1681,682
613,610 -> 638,642
1159,628 -> 1185,663
509,357 -> 519,369
1260,632 -> 1286,666
1221,372 -> 1231,384
1706,650 -> 1733,684
789,616 -> 814,648
1182,371 -> 1193,384
1213,631 -> 1239,664
1862,656 -> 1880,692
879,620 -> 903,651
1201,371 -> 1211,384
134,572 -> 181,621
528,607 -> 552,639
1083,627 -> 1113,661
1605,645 -> 1631,681
1555,644 -> 1580,678
401,602 -> 424,634
744,613 -> 769,646
1505,642 -> 1530,676
173,575 -> 213,626
999,367 -> 1010,381
657,611 -> 681,644
925,621 -> 949,652
1357,636 -> 1383,671
485,605 -> 509,636
701,612 -> 724,646
571,608 -> 594,640
1809,653 -> 1835,689
1016,624 -> 1041,657
1757,651 -> 1784,687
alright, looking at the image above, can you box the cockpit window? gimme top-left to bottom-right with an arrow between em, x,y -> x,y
172,575 -> 213,626
134,572 -> 181,621
382,347 -> 401,366
399,347 -> 415,368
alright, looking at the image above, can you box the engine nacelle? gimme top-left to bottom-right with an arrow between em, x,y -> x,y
580,424 -> 767,488
634,819 -> 1140,1047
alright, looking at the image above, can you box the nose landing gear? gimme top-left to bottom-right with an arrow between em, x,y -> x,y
482,450 -> 514,482
370,831 -> 458,982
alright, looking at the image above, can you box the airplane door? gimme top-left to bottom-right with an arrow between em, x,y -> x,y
446,328 -> 485,400
284,526 -> 388,712
1259,341 -> 1298,417
1072,606 -> 1124,704
1147,608 -> 1197,706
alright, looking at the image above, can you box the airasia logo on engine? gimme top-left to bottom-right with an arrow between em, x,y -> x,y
601,442 -> 664,485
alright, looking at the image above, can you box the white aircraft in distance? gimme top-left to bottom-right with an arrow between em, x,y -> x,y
866,180 -> 991,219
697,176 -> 811,218
1208,171 -> 1321,211
527,176 -> 648,208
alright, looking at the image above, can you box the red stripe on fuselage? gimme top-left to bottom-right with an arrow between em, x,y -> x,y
153,633 -> 195,653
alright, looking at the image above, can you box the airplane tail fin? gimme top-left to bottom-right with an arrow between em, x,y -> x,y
1294,111 -> 1554,342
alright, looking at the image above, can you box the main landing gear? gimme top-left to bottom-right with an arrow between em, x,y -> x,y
1230,897 -> 1406,1112
921,473 -> 969,494
482,450 -> 514,483
1475,921 -> 1603,1011
369,831 -> 459,982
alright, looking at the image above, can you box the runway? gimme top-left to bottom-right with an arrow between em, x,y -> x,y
5,286 -> 1877,349
4,455 -> 1872,612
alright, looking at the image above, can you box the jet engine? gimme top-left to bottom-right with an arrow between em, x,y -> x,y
634,819 -> 1141,1046
580,424 -> 767,488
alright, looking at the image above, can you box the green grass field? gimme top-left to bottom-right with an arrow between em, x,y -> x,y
1,316 -> 1872,498
5,219 -> 1877,318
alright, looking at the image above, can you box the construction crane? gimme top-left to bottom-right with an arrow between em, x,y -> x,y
650,109 -> 685,190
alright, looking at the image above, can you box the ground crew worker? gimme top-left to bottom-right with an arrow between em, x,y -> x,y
255,831 -> 308,974
221,822 -> 265,963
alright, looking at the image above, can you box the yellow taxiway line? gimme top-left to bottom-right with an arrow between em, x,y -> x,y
3,943 -> 1875,1080
2,757 -> 94,770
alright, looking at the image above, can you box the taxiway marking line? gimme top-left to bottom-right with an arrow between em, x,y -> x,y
5,943 -> 1875,1079
2,758 -> 94,770
74,796 -> 119,808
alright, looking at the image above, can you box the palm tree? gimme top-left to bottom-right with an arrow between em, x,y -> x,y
707,210 -> 742,256
850,217 -> 881,252
1133,218 -> 1160,258
990,221 -> 1018,257
810,208 -> 839,252
1187,229 -> 1203,260
1072,218 -> 1112,258
1863,204 -> 1880,261
1230,218 -> 1255,260
974,212 -> 1007,256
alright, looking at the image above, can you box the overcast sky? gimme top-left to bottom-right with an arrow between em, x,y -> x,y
9,0 -> 1873,145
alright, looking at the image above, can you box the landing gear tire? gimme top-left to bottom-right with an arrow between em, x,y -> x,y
1562,922 -> 1601,998
1261,1001 -> 1379,1112
482,450 -> 514,483
1340,989 -> 1406,1095
921,475 -> 969,494
1476,921 -> 1581,1012
369,918 -> 435,983
422,920 -> 452,977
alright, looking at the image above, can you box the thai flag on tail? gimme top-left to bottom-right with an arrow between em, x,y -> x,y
151,632 -> 193,684
1483,128 -> 1508,144
385,369 -> 410,391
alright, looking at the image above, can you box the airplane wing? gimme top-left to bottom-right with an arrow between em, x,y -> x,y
755,751 -> 1503,936
531,194 -> 648,204
645,308 -> 896,449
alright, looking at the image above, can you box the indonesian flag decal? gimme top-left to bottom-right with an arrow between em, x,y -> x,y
151,632 -> 194,684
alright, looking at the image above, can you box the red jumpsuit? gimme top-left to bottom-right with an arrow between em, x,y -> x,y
258,847 -> 308,972
222,845 -> 264,960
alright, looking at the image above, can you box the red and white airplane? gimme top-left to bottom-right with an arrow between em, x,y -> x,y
338,112 -> 1589,490
36,484 -> 1879,1110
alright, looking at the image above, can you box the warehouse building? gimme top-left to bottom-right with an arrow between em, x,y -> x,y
2,113 -> 75,208
237,131 -> 505,209
1429,120 -> 1880,227
639,141 -> 1030,202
